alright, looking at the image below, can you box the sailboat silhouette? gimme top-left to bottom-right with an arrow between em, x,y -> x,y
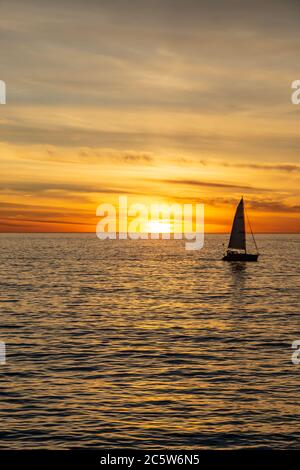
222,197 -> 259,262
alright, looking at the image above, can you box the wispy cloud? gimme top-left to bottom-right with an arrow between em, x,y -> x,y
161,178 -> 267,192
247,200 -> 300,214
221,161 -> 300,173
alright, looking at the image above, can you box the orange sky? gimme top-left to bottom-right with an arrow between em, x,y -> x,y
0,0 -> 299,233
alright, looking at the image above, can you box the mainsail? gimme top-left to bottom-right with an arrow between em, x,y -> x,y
228,197 -> 246,251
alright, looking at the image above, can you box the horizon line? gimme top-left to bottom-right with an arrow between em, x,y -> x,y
0,231 -> 299,235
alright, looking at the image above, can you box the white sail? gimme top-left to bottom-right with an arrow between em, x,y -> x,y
228,198 -> 246,251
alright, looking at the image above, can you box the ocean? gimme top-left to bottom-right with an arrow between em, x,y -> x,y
0,233 -> 299,449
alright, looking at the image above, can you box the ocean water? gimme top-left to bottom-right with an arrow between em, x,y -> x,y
0,233 -> 299,449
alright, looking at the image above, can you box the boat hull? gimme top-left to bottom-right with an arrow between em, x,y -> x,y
222,253 -> 259,262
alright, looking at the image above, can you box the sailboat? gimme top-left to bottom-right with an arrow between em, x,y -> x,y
222,197 -> 259,261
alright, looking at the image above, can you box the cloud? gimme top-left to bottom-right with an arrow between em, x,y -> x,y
0,181 -> 157,200
221,161 -> 300,173
160,178 -> 267,192
1,0 -> 300,115
0,181 -> 150,194
2,117 -> 300,162
0,216 -> 90,226
247,200 -> 300,214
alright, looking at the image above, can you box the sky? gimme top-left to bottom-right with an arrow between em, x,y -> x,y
0,0 -> 300,233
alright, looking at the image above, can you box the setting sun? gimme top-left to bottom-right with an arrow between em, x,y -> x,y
146,220 -> 172,234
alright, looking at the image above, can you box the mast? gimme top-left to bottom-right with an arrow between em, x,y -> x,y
245,205 -> 259,254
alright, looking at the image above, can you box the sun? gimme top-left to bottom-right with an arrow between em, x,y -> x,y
146,220 -> 172,234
